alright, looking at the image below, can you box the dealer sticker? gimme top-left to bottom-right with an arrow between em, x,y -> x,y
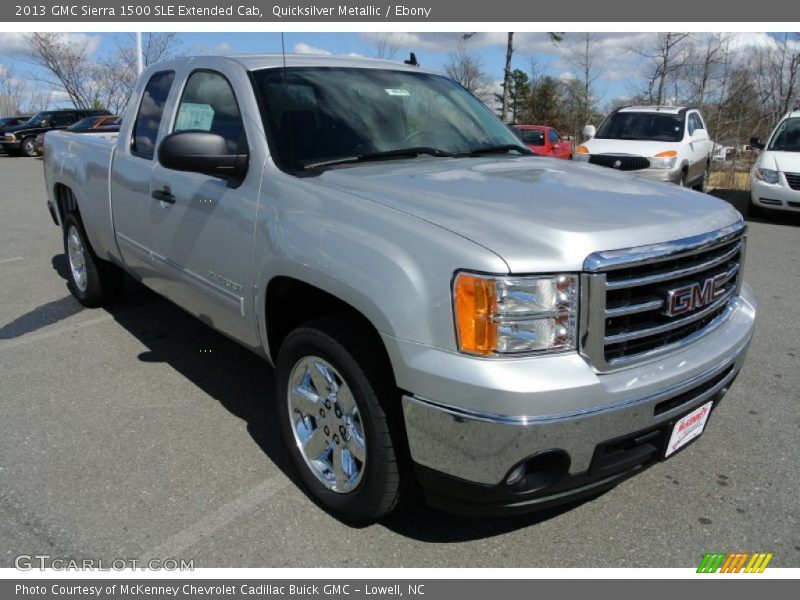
384,88 -> 411,96
665,401 -> 713,457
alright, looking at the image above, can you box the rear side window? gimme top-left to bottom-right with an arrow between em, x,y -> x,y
173,70 -> 247,154
520,129 -> 544,146
548,129 -> 560,143
132,70 -> 175,160
52,113 -> 73,127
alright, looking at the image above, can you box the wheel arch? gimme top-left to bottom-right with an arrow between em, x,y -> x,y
262,274 -> 396,387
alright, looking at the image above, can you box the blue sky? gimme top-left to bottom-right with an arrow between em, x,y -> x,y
2,31 -> 797,110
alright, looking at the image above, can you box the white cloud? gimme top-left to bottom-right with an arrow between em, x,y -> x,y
293,42 -> 331,55
190,41 -> 231,54
0,32 -> 101,56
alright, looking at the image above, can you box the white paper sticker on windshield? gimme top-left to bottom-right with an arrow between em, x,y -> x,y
175,102 -> 215,131
385,89 -> 411,97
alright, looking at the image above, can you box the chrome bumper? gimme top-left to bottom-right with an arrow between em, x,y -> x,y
634,169 -> 684,184
392,284 -> 756,486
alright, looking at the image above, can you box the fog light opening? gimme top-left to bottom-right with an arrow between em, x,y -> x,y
505,450 -> 571,494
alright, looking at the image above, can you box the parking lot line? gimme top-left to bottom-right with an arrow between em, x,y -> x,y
0,256 -> 23,264
141,472 -> 291,561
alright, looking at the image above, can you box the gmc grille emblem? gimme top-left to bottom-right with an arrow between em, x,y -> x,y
663,273 -> 728,317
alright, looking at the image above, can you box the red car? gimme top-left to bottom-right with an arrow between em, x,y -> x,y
511,125 -> 573,160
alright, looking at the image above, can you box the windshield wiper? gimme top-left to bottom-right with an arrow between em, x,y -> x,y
302,147 -> 454,171
454,144 -> 532,157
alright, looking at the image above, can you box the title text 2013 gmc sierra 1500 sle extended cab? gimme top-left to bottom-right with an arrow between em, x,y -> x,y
44,54 -> 756,523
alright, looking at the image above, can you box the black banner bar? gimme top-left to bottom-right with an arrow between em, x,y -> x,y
2,0 -> 793,22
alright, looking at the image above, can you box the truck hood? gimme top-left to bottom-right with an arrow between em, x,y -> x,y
582,138 -> 686,157
318,156 -> 741,273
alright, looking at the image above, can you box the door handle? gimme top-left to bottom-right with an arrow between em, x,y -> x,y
151,187 -> 175,204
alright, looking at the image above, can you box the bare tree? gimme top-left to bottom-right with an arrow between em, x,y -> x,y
634,32 -> 691,105
369,33 -> 400,60
500,33 -> 514,123
18,32 -> 181,113
443,38 -> 491,100
97,33 -> 182,113
566,33 -> 603,129
19,32 -> 99,108
0,62 -> 25,115
679,33 -> 728,107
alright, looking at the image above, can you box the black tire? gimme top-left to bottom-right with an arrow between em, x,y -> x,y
62,213 -> 124,307
275,317 -> 413,524
678,170 -> 688,187
693,167 -> 709,192
21,137 -> 37,157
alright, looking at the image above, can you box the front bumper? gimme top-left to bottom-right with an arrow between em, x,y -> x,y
1,140 -> 21,151
634,168 -> 684,185
387,284 -> 756,515
751,177 -> 800,212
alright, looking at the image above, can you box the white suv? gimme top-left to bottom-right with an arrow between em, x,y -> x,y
576,106 -> 712,191
750,109 -> 800,216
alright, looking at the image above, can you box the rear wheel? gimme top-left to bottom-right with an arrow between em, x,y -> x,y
21,137 -> 37,157
275,317 -> 413,524
62,213 -> 124,306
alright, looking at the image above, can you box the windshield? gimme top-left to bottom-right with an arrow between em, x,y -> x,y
25,112 -> 52,127
768,117 -> 800,152
595,112 -> 684,142
518,129 -> 545,146
251,67 -> 526,171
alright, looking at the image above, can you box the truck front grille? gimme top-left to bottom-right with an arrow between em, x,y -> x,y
581,222 -> 746,370
589,154 -> 650,171
784,172 -> 800,191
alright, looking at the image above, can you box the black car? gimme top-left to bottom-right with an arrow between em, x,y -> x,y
0,116 -> 28,139
2,109 -> 111,157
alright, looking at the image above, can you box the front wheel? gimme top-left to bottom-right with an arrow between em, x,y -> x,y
21,137 -> 37,157
275,318 -> 413,524
693,167 -> 709,192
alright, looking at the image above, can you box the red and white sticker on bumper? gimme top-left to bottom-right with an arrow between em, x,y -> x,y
665,401 -> 714,458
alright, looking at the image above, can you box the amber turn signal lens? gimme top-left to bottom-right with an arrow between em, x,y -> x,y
576,145 -> 589,154
454,273 -> 498,355
654,150 -> 677,158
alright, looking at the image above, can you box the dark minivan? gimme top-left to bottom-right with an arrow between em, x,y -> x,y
2,109 -> 110,157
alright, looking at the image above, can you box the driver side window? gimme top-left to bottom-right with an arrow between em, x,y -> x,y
174,70 -> 247,155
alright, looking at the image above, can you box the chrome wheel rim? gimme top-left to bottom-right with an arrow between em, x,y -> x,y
287,356 -> 366,493
67,225 -> 87,293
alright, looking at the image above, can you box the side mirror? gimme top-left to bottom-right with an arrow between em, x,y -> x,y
158,131 -> 248,183
749,136 -> 765,150
582,125 -> 596,139
691,127 -> 707,140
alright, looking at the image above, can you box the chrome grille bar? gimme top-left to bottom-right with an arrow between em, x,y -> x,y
580,222 -> 747,372
605,242 -> 741,290
604,287 -> 735,344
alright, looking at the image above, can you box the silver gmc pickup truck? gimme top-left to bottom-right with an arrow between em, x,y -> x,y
44,54 -> 756,523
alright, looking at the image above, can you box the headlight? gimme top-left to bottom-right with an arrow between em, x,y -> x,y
755,168 -> 779,184
649,150 -> 677,169
453,272 -> 578,356
5,134 -> 16,141
574,145 -> 590,162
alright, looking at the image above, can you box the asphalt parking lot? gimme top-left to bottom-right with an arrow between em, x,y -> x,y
0,155 -> 798,568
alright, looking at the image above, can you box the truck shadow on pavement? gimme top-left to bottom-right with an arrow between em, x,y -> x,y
0,256 -> 83,340
41,256 -> 598,541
